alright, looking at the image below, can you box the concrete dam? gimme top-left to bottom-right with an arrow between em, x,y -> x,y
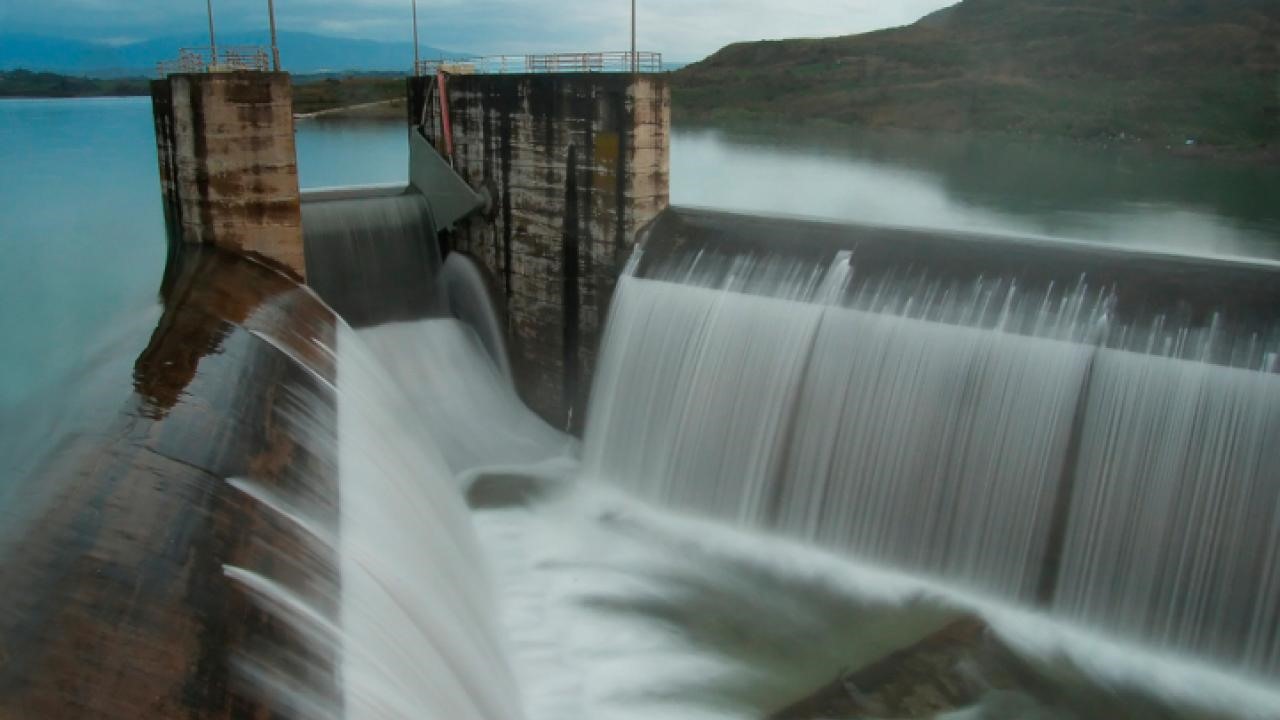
1,63 -> 1279,719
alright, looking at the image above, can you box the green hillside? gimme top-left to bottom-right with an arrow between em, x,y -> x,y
0,70 -> 148,97
0,70 -> 406,117
673,0 -> 1280,150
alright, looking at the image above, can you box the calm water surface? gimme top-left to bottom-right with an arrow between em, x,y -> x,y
674,126 -> 1280,260
0,99 -> 409,417
2,96 -> 1278,439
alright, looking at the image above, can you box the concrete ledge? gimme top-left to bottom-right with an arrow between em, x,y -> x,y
637,206 -> 1280,327
301,183 -> 412,202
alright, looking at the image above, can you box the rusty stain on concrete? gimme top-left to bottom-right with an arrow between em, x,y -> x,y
0,247 -> 339,717
411,73 -> 670,427
151,72 -> 306,281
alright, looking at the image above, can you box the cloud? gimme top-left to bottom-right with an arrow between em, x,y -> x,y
3,0 -> 956,61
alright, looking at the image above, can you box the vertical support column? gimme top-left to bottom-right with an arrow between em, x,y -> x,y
267,0 -> 282,71
151,71 -> 305,280
409,72 -> 671,429
437,71 -> 455,162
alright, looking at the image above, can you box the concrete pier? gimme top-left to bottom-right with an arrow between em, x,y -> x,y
151,72 -> 306,280
410,72 -> 671,428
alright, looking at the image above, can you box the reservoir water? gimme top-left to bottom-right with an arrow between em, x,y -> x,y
0,98 -> 408,419
673,126 -> 1280,261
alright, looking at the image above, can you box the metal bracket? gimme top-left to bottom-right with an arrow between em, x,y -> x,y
408,130 -> 486,230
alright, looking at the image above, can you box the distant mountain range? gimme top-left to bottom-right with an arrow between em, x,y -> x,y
674,0 -> 1280,150
0,31 -> 466,76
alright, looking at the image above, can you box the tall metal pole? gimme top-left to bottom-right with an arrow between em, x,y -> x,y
412,0 -> 421,74
630,0 -> 637,72
206,0 -> 218,66
267,0 -> 281,71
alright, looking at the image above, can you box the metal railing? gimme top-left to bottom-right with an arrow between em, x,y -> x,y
415,51 -> 663,76
156,47 -> 271,76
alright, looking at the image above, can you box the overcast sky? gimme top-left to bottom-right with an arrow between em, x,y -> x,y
0,0 -> 956,60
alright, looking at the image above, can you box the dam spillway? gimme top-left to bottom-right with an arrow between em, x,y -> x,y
585,209 -> 1280,678
0,242 -> 540,718
290,193 -> 1280,708
4,65 -> 1280,719
301,186 -> 443,328
5,196 -> 1280,718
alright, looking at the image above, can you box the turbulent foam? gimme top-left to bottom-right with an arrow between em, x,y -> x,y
355,319 -> 570,475
472,481 -> 1280,720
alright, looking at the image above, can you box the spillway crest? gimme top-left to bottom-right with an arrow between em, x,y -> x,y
584,235 -> 1280,678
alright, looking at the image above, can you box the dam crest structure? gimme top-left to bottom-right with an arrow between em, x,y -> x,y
1,56 -> 1279,719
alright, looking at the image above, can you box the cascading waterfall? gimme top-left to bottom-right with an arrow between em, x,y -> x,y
584,255 -> 1111,587
217,305 -> 527,720
301,188 -> 443,327
775,307 -> 1094,599
582,248 -> 1280,678
227,189 -> 568,719
1053,349 -> 1280,673
333,320 -> 528,720
192,194 -> 1280,716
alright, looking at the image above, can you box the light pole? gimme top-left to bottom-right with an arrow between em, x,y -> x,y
206,0 -> 218,65
630,0 -> 637,72
412,0 -> 421,74
267,0 -> 281,70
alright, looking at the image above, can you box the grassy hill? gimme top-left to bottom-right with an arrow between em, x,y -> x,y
673,0 -> 1280,150
0,70 -> 148,97
0,69 -> 406,118
0,32 -> 462,77
291,75 -> 406,116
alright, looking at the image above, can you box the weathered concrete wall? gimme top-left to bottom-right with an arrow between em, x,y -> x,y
0,247 -> 338,717
152,72 -> 305,280
410,73 -> 670,428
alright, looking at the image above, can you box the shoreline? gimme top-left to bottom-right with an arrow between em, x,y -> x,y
293,98 -> 404,121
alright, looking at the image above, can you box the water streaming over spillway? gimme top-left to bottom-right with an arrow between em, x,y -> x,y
583,247 -> 1280,679
224,186 -> 570,718
14,190 -> 1280,717
329,318 -> 554,720
1053,349 -> 1280,673
0,240 -> 544,717
137,208 -> 1280,718
302,188 -> 443,327
288,197 -> 1280,714
222,314 -> 571,719
212,318 -> 531,720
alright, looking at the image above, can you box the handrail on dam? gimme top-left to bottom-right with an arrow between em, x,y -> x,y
415,51 -> 663,75
156,47 -> 271,76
